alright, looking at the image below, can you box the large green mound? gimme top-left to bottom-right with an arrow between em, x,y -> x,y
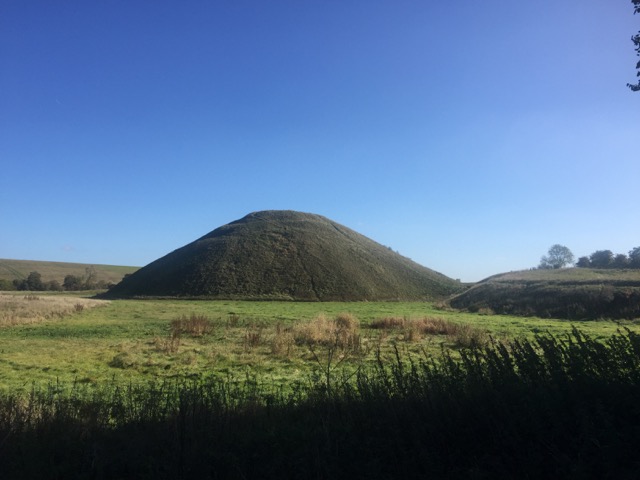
104,210 -> 461,301
449,268 -> 640,319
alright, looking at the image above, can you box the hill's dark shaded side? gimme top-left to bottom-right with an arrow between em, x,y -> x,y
449,268 -> 640,320
105,211 -> 461,301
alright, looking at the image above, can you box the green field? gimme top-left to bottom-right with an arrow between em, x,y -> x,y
2,292 -> 640,478
1,292 -> 637,393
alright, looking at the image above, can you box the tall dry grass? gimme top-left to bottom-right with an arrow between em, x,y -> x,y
0,293 -> 108,327
170,313 -> 214,337
370,316 -> 489,347
293,313 -> 361,352
153,314 -> 216,354
270,323 -> 295,356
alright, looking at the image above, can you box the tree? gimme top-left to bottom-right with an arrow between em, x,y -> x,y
46,279 -> 63,291
613,253 -> 630,268
63,274 -> 83,291
589,250 -> 614,268
84,266 -> 97,289
26,271 -> 44,291
539,244 -> 574,269
629,246 -> 640,268
576,256 -> 591,268
0,279 -> 16,291
629,0 -> 640,91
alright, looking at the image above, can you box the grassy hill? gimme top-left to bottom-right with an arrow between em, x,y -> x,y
105,210 -> 462,301
0,258 -> 139,287
449,268 -> 640,319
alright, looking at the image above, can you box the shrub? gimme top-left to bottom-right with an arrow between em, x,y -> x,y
63,274 -> 83,291
46,280 -> 62,291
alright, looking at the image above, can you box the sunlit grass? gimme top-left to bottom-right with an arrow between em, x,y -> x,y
0,295 -> 637,393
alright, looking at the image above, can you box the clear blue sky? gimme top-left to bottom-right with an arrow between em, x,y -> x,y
1,1 -> 638,282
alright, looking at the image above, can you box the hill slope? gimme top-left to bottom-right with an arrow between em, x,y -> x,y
105,210 -> 461,301
449,268 -> 640,319
0,259 -> 138,286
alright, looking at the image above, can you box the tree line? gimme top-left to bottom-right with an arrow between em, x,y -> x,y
0,266 -> 116,291
538,244 -> 640,270
576,247 -> 640,269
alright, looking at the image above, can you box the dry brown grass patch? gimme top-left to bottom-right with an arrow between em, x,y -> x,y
370,317 -> 406,329
170,314 -> 214,337
294,313 -> 361,352
243,326 -> 264,351
370,316 -> 489,346
0,293 -> 108,327
271,323 -> 295,357
154,331 -> 181,354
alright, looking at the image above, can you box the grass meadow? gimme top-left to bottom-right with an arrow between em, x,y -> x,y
1,292 -> 640,478
0,292 -> 636,393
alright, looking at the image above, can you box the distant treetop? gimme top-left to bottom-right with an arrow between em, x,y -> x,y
539,244 -> 574,270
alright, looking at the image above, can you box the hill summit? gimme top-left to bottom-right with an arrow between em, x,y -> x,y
105,210 -> 460,301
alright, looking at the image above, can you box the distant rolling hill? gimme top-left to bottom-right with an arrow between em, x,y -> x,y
449,268 -> 640,320
0,259 -> 139,286
104,210 -> 462,301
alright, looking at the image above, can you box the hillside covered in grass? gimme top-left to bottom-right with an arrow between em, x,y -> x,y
449,268 -> 640,319
104,210 -> 461,301
0,258 -> 138,288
